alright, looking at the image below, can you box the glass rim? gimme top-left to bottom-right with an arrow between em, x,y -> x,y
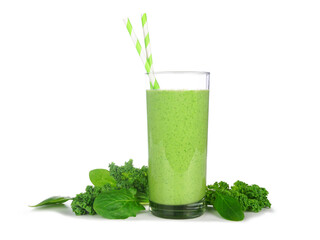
146,71 -> 210,75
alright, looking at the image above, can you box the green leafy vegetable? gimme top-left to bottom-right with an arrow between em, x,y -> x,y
30,196 -> 72,207
71,184 -> 116,215
109,159 -> 148,195
206,181 -> 271,212
93,188 -> 145,219
89,169 -> 117,187
213,192 -> 244,221
70,160 -> 149,216
231,180 -> 271,212
31,159 -> 271,221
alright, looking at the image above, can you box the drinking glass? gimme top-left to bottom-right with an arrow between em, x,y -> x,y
146,71 -> 210,219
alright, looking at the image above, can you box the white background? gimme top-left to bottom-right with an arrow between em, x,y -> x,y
1,0 -> 320,239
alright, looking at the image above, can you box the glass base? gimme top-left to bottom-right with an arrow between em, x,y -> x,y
150,198 -> 206,219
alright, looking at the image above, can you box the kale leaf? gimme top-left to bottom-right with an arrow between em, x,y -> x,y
109,159 -> 148,196
206,180 -> 271,212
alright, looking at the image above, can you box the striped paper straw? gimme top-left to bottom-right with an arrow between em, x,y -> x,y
141,13 -> 154,72
124,18 -> 159,89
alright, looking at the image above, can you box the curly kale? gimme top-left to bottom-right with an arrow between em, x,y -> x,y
109,159 -> 148,195
71,184 -> 116,215
231,181 -> 271,212
206,180 -> 271,212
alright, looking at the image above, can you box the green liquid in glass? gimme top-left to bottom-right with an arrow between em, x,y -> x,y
147,90 -> 209,206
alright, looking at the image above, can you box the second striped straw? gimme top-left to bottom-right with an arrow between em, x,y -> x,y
141,14 -> 154,73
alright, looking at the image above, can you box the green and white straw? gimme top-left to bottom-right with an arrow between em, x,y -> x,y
141,13 -> 154,73
124,17 -> 159,89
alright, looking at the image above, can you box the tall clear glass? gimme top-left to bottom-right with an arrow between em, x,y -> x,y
146,71 -> 210,219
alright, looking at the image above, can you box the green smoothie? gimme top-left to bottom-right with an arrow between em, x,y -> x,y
147,90 -> 209,205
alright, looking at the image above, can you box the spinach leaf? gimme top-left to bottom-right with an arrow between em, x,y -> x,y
30,196 -> 72,207
93,189 -> 145,219
89,169 -> 117,187
213,192 -> 244,221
